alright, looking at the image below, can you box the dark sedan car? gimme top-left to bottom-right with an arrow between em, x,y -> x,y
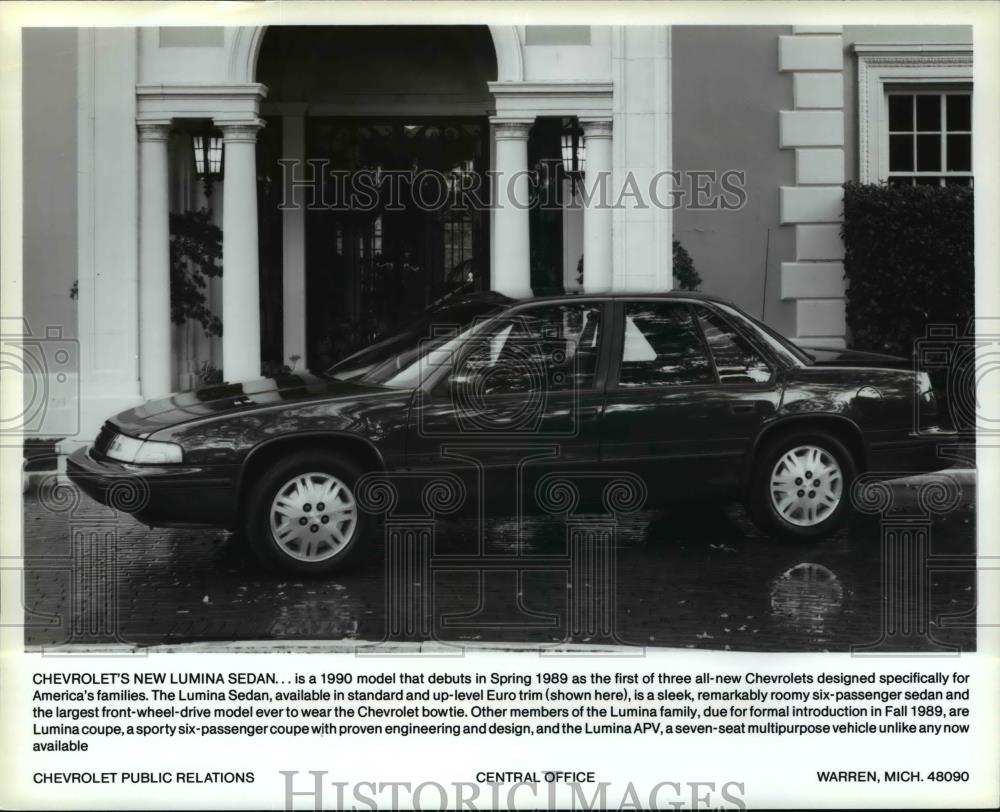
68,292 -> 953,574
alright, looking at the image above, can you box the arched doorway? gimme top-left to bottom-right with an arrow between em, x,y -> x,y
255,26 -> 499,369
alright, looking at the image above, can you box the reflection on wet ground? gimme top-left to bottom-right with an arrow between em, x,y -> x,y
22,481 -> 976,652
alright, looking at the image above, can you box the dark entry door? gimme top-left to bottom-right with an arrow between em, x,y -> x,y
305,119 -> 490,370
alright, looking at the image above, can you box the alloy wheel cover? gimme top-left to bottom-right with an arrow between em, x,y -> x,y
269,472 -> 358,562
769,445 -> 843,528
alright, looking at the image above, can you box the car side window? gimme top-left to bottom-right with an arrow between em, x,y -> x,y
694,306 -> 772,384
618,302 -> 714,387
451,303 -> 602,394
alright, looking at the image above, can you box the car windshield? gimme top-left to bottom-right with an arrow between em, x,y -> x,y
359,314 -> 500,388
324,300 -> 505,381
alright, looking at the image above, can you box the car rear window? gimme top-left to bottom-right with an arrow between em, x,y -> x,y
619,302 -> 714,387
694,306 -> 773,383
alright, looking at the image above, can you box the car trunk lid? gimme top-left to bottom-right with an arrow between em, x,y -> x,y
797,345 -> 911,370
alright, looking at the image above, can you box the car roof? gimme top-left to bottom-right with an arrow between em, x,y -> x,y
499,290 -> 739,308
430,290 -> 515,309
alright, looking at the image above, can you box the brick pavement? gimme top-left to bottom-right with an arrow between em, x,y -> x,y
20,478 -> 977,652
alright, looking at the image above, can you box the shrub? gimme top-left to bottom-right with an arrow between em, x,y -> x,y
69,210 -> 223,335
170,208 -> 223,336
672,239 -> 702,291
842,181 -> 973,356
842,181 -> 974,430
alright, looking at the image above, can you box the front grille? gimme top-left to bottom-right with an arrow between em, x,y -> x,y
93,423 -> 117,455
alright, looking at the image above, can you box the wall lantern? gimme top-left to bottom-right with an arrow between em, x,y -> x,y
560,118 -> 585,195
560,119 -> 586,176
192,129 -> 224,197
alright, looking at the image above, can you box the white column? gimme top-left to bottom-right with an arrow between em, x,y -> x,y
562,179 -> 584,292
137,122 -> 173,398
219,120 -> 264,382
581,119 -> 614,293
281,115 -> 307,370
611,27 -> 673,293
490,120 -> 533,298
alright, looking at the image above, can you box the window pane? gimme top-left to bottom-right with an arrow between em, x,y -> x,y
619,303 -> 713,388
946,94 -> 971,131
915,176 -> 942,187
915,95 -> 941,131
455,304 -> 601,394
888,95 -> 913,132
945,177 -> 972,187
888,176 -> 914,188
889,134 -> 914,171
947,133 -> 972,171
916,134 -> 941,171
695,308 -> 772,383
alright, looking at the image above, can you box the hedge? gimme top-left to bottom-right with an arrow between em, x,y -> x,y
842,181 -> 974,357
842,181 -> 974,430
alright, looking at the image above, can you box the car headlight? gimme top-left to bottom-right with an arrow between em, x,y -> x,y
105,433 -> 183,464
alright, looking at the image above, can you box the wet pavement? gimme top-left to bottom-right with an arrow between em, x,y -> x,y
21,476 -> 976,652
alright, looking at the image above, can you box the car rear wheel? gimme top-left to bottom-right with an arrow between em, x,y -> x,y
245,452 -> 369,575
748,430 -> 857,541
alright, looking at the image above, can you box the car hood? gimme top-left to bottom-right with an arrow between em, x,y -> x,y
797,345 -> 910,370
109,373 -> 400,438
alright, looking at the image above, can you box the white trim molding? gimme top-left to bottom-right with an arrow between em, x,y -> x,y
489,26 -> 525,83
73,28 -> 144,448
778,28 -> 848,347
855,42 -> 972,183
229,25 -> 523,84
611,26 -> 672,292
488,81 -> 613,120
136,83 -> 268,125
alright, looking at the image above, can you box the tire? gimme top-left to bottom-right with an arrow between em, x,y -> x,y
245,451 -> 370,575
747,429 -> 857,541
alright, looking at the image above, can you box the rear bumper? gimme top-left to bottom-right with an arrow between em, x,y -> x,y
66,446 -> 236,528
867,428 -> 961,477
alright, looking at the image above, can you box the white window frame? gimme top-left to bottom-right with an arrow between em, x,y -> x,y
855,43 -> 972,184
884,87 -> 973,186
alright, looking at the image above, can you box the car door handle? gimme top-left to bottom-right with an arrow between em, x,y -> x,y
730,403 -> 757,414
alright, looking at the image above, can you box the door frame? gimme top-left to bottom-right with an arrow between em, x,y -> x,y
603,296 -> 793,395
303,116 -> 492,369
420,296 -> 616,404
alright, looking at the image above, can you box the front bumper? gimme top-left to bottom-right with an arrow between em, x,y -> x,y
867,428 -> 962,477
66,446 -> 236,528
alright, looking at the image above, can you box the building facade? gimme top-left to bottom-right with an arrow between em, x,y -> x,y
20,25 -> 971,446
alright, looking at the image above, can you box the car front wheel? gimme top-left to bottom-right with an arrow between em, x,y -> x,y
748,430 -> 857,541
245,452 -> 369,575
